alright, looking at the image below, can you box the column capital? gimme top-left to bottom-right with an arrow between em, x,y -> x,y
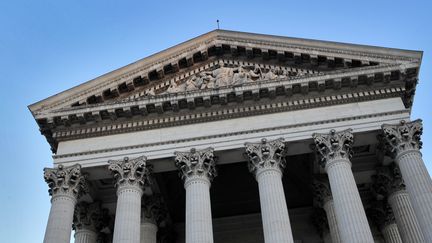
142,194 -> 168,225
372,164 -> 406,198
174,147 -> 217,183
367,200 -> 396,230
43,164 -> 87,199
108,156 -> 152,191
312,129 -> 354,169
73,202 -> 103,232
382,119 -> 423,158
244,138 -> 286,176
312,178 -> 333,207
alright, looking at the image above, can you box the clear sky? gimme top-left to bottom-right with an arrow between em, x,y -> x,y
0,0 -> 431,242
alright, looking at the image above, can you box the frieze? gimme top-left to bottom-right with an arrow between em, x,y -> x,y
52,109 -> 408,160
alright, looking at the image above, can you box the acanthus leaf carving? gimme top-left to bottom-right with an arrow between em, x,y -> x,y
367,200 -> 396,229
73,201 -> 103,232
142,194 -> 168,226
372,163 -> 406,198
244,138 -> 286,175
312,178 -> 333,207
381,119 -> 423,158
43,164 -> 87,198
108,156 -> 152,189
312,129 -> 354,168
174,147 -> 217,182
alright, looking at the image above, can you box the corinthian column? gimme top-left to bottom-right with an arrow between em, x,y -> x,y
140,195 -> 167,243
372,165 -> 424,242
43,164 -> 87,243
382,119 -> 432,241
313,179 -> 342,243
245,138 -> 294,243
313,129 -> 374,243
73,202 -> 102,243
174,148 -> 217,243
109,156 -> 151,243
368,200 -> 402,243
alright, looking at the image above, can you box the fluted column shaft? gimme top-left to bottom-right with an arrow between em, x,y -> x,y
44,193 -> 77,243
323,199 -> 342,243
326,159 -> 374,243
185,177 -> 213,243
43,164 -> 86,243
381,223 -> 402,243
256,168 -> 294,243
113,186 -> 143,243
175,148 -> 216,243
140,222 -> 157,243
74,229 -> 98,243
109,156 -> 151,243
396,150 -> 432,241
388,189 -> 425,243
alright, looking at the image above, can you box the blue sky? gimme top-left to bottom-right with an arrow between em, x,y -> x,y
0,0 -> 431,242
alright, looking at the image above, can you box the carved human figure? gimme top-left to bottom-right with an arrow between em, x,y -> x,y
108,156 -> 152,243
43,164 -> 87,243
312,129 -> 374,243
213,65 -> 234,88
245,138 -> 294,243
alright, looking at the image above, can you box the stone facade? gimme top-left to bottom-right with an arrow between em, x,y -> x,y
29,30 -> 429,243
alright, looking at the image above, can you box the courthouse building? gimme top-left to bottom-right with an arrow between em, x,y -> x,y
29,30 -> 432,243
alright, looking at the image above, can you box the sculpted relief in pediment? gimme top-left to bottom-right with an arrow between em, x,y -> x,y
158,61 -> 312,95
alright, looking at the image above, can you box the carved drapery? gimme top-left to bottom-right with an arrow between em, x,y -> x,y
244,138 -> 286,176
312,129 -> 354,168
43,164 -> 87,198
381,119 -> 422,158
164,61 -> 300,94
174,147 -> 217,182
108,156 -> 152,190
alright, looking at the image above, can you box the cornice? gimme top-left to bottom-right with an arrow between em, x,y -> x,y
51,85 -> 405,142
36,61 -> 414,120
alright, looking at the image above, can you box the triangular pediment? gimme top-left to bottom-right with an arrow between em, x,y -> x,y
28,29 -> 422,153
29,29 -> 421,117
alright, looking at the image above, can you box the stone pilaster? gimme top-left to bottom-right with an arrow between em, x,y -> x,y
245,138 -> 294,243
43,164 -> 87,243
175,148 -> 216,243
140,195 -> 167,243
73,202 -> 103,243
382,119 -> 432,242
368,200 -> 402,243
313,129 -> 374,243
109,156 -> 151,243
372,165 -> 425,242
312,179 -> 342,243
